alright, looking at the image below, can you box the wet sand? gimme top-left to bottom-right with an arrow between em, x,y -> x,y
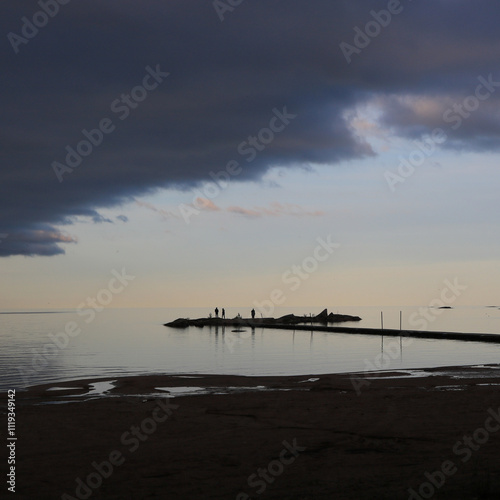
9,365 -> 500,499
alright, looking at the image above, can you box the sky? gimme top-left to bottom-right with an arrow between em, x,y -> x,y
1,0 -> 500,310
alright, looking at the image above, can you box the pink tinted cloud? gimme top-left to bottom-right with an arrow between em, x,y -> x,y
194,198 -> 221,211
135,200 -> 177,219
227,202 -> 324,218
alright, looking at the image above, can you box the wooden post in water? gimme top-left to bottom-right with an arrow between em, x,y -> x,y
380,311 -> 384,353
400,310 -> 403,361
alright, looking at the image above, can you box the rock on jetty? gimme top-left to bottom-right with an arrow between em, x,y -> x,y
164,308 -> 361,328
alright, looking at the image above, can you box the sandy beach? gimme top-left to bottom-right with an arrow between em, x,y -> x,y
9,365 -> 500,499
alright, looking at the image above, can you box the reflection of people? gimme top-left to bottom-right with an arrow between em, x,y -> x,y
222,308 -> 225,319
251,308 -> 255,319
215,307 -> 219,318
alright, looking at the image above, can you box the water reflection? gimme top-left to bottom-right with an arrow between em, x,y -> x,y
2,307 -> 500,391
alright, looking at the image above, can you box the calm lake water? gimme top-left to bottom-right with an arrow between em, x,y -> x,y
1,306 -> 500,391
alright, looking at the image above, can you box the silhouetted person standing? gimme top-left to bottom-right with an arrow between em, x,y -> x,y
215,307 -> 219,318
222,308 -> 225,319
251,308 -> 255,319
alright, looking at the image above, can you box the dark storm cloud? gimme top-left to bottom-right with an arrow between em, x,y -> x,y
0,226 -> 76,258
378,88 -> 500,151
2,0 -> 500,256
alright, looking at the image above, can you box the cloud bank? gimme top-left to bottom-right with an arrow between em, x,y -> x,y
2,0 -> 500,256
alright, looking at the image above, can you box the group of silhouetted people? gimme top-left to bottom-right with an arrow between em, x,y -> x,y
214,307 -> 225,318
214,308 -> 256,319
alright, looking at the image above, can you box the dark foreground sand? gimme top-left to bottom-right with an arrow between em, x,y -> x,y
7,365 -> 500,499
